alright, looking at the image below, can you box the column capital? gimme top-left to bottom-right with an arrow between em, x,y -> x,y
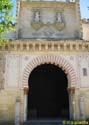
23,87 -> 29,95
67,87 -> 75,94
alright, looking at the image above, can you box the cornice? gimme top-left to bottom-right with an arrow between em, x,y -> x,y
20,1 -> 75,8
0,40 -> 89,52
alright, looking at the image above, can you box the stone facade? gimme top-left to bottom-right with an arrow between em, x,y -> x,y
0,0 -> 89,122
82,19 -> 89,41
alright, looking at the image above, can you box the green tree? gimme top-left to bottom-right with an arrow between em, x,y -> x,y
0,0 -> 14,44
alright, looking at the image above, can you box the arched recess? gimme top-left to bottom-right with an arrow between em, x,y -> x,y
22,55 -> 76,89
22,55 -> 77,121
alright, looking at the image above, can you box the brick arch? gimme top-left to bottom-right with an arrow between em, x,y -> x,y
22,55 -> 76,88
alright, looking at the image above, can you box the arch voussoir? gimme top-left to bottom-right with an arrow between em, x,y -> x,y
22,55 -> 77,88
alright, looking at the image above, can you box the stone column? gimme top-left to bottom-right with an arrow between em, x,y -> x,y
15,97 -> 21,125
72,94 -> 76,120
23,87 -> 29,121
67,87 -> 76,120
79,96 -> 85,120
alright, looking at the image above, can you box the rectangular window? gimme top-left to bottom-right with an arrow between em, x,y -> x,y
83,68 -> 87,76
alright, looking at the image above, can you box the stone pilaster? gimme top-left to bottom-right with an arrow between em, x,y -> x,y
79,96 -> 85,120
23,87 -> 29,121
15,97 -> 21,125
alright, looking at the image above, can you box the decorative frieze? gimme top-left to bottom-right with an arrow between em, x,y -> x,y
0,40 -> 89,52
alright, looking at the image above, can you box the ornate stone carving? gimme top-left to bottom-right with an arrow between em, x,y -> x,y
22,55 -> 76,88
31,9 -> 65,31
31,22 -> 43,30
53,22 -> 65,31
31,9 -> 42,30
43,27 -> 54,36
31,21 -> 65,31
1,40 -> 89,52
54,10 -> 65,31
56,12 -> 62,23
34,11 -> 40,22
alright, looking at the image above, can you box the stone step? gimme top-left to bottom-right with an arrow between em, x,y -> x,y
24,120 -> 63,125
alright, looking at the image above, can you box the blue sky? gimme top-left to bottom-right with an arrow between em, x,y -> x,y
12,0 -> 89,19
80,0 -> 89,18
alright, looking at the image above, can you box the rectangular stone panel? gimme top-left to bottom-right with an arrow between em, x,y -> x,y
6,55 -> 19,88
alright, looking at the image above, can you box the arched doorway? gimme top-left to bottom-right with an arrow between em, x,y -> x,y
27,64 -> 69,120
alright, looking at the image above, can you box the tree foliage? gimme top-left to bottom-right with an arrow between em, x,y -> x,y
0,0 -> 14,44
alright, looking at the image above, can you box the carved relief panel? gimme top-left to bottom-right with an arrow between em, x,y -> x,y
31,9 -> 42,31
31,8 -> 65,32
19,2 -> 79,39
33,10 -> 41,22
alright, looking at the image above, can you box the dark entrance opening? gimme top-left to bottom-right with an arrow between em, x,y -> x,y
27,64 -> 69,120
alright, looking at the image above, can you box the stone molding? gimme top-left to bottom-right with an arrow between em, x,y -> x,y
0,40 -> 89,52
20,1 -> 75,8
22,55 -> 76,89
